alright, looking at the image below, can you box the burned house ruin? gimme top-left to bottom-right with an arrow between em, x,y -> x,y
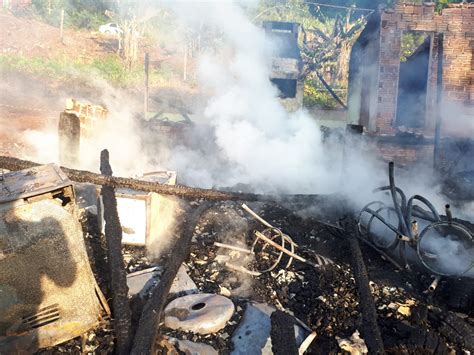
348,2 -> 473,174
1,2 -> 474,354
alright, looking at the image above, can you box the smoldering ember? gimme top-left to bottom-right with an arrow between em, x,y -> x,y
0,0 -> 473,354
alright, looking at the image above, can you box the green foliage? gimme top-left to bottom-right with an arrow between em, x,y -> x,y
435,0 -> 464,12
0,54 -> 70,78
400,31 -> 428,62
306,0 -> 393,10
254,0 -> 326,28
0,54 -> 180,88
31,0 -> 110,29
303,79 -> 347,109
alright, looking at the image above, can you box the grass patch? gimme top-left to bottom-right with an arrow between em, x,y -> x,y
0,54 -> 181,88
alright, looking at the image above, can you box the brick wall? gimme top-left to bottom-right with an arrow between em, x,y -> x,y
375,139 -> 434,166
376,2 -> 474,136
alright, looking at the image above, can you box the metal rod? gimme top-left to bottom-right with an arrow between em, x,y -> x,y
445,204 -> 452,222
214,242 -> 253,254
299,332 -> 317,355
356,228 -> 404,271
428,275 -> 442,292
255,231 -> 320,269
242,203 -> 274,229
224,262 -> 262,276
315,71 -> 347,109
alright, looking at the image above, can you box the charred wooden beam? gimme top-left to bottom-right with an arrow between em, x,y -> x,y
100,150 -> 132,354
0,155 -> 330,203
0,155 -> 258,201
344,220 -> 385,353
316,71 -> 347,109
270,311 -> 299,355
428,308 -> 474,352
131,203 -> 209,354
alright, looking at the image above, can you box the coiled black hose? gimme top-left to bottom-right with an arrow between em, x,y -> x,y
358,162 -> 474,279
389,162 -> 410,236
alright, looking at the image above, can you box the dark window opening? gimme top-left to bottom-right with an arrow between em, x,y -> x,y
395,31 -> 432,128
271,78 -> 297,99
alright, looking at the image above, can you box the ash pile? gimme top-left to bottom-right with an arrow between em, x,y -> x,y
0,156 -> 473,354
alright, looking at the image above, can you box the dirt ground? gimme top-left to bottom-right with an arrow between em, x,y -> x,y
0,11 -> 162,60
0,10 -> 201,160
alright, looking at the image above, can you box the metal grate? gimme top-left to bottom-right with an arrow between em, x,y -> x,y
22,304 -> 61,330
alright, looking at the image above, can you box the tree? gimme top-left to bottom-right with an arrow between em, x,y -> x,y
32,0 -> 110,29
105,1 -> 163,71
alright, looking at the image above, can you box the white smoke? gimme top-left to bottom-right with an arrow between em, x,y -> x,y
154,1 -> 384,198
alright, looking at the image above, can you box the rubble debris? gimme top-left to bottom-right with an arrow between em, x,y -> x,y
298,332 -> 317,355
270,310 -> 299,355
0,164 -> 108,352
214,241 -> 253,255
230,302 -> 273,354
428,308 -> 474,352
336,330 -> 368,355
58,111 -> 80,166
99,171 -> 178,246
100,149 -> 133,354
344,220 -> 385,353
254,230 -> 333,269
131,204 -> 209,354
358,162 -> 474,285
167,336 -> 218,355
127,266 -> 162,298
231,302 -> 309,355
2,162 -> 470,354
163,293 -> 235,334
224,262 -> 262,277
234,203 -> 334,276
59,98 -> 108,166
127,265 -> 198,299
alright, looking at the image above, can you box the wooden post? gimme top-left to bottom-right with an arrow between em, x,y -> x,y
183,43 -> 188,81
59,9 -> 65,42
144,52 -> 149,118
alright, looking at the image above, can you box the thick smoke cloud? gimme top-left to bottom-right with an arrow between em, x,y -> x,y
151,1 -> 384,198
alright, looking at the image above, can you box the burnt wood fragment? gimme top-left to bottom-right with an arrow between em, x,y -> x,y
429,309 -> 474,352
131,203 -> 209,355
0,155 -> 258,201
0,155 -> 331,203
100,150 -> 133,354
345,220 -> 385,353
270,310 -> 299,355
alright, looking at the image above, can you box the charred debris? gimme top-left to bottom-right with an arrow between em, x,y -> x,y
1,2 -> 474,354
0,154 -> 473,354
